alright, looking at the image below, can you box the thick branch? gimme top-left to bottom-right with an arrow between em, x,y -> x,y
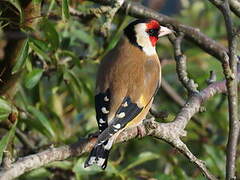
1,74 -> 239,180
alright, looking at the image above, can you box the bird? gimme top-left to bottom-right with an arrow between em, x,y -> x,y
84,19 -> 173,169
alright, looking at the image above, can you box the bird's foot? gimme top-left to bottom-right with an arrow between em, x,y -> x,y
137,125 -> 146,138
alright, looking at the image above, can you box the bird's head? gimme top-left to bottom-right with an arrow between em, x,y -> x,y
124,19 -> 173,56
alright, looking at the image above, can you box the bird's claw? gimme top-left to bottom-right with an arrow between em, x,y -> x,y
137,125 -> 146,138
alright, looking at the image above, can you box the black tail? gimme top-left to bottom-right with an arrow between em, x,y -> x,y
84,141 -> 111,169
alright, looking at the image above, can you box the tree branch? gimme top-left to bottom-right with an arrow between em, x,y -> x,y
169,34 -> 199,94
1,73 -> 239,180
229,0 -> 240,17
208,0 -> 240,179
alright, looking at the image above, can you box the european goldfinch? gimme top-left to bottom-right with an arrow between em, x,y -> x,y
85,19 -> 173,169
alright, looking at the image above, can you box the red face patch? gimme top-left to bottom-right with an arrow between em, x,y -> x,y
149,36 -> 158,46
146,20 -> 160,46
146,20 -> 160,30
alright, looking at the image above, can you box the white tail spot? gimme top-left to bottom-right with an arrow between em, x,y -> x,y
88,156 -> 96,165
97,157 -> 105,166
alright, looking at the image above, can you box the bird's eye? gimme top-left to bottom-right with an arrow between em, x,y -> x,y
149,29 -> 155,34
147,29 -> 158,37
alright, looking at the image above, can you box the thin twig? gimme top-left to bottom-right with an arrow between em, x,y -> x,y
169,34 -> 199,94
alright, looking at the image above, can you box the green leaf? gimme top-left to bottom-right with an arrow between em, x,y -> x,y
12,38 -> 29,74
72,28 -> 97,47
154,174 -> 176,180
0,121 -> 17,164
65,70 -> 82,95
0,98 -> 12,114
27,106 -> 55,137
7,0 -> 23,23
40,19 -> 59,51
79,78 -> 94,103
46,161 -> 73,170
62,0 -> 70,21
20,167 -> 51,180
29,41 -> 51,62
29,37 -> 49,52
0,98 -> 12,122
24,68 -> 44,89
33,0 -> 42,4
121,152 -> 159,173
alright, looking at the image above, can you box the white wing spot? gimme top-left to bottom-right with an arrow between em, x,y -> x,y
113,123 -> 121,129
99,124 -> 102,127
101,107 -> 109,114
99,118 -> 105,123
116,112 -> 125,118
122,102 -> 128,107
104,96 -> 109,102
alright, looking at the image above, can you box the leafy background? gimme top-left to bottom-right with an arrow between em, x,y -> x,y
0,0 -> 239,179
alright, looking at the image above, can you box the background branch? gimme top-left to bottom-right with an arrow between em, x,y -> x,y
169,34 -> 199,94
89,0 -> 228,60
208,0 -> 240,179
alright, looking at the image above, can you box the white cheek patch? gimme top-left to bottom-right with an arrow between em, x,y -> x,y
135,23 -> 156,56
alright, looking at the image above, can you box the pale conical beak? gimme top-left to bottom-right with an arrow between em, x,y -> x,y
158,26 -> 174,37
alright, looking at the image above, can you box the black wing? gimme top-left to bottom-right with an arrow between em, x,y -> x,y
96,96 -> 143,145
95,89 -> 111,133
